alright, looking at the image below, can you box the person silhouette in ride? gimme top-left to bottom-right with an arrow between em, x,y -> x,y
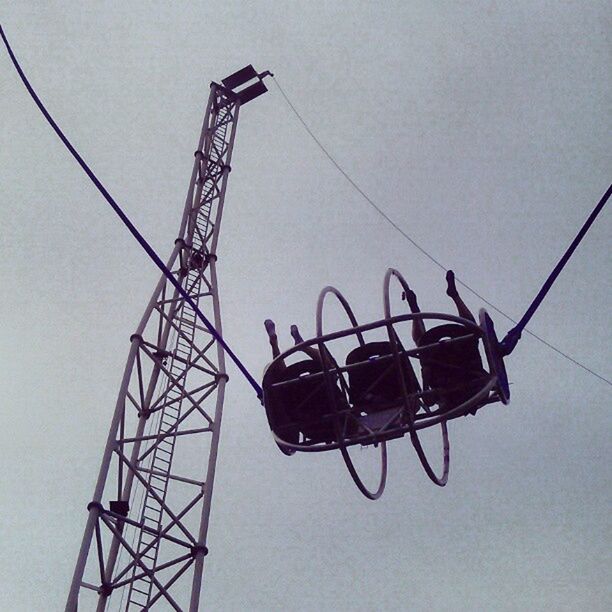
264,319 -> 326,367
402,270 -> 486,414
403,270 -> 476,344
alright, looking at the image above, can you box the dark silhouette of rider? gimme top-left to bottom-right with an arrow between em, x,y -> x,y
403,270 -> 486,414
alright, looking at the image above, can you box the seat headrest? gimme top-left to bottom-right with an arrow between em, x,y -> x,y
418,324 -> 475,346
346,341 -> 394,365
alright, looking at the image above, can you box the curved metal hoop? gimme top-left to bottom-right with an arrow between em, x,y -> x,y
316,285 -> 365,346
338,438 -> 388,500
316,285 -> 387,499
383,268 -> 450,486
409,424 -> 449,486
276,440 -> 296,456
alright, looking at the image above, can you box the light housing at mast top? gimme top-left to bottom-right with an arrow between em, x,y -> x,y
219,64 -> 273,105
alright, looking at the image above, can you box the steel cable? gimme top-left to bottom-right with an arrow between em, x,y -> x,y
272,76 -> 611,387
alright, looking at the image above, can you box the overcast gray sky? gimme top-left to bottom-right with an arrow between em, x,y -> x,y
1,2 -> 611,610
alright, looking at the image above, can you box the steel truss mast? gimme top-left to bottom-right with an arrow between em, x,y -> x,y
66,66 -> 269,611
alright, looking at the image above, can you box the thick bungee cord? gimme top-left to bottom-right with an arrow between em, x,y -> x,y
500,183 -> 611,355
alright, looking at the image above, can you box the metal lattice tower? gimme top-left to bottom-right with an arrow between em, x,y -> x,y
66,66 -> 270,611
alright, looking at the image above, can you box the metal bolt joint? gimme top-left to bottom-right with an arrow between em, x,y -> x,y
190,544 -> 209,558
98,583 -> 113,597
87,501 -> 104,514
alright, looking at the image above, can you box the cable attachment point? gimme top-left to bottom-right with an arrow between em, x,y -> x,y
499,328 -> 522,356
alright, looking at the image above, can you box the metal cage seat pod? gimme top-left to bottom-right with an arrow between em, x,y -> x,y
261,271 -> 510,499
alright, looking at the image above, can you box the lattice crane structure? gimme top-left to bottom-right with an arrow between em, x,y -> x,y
66,66 -> 270,611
